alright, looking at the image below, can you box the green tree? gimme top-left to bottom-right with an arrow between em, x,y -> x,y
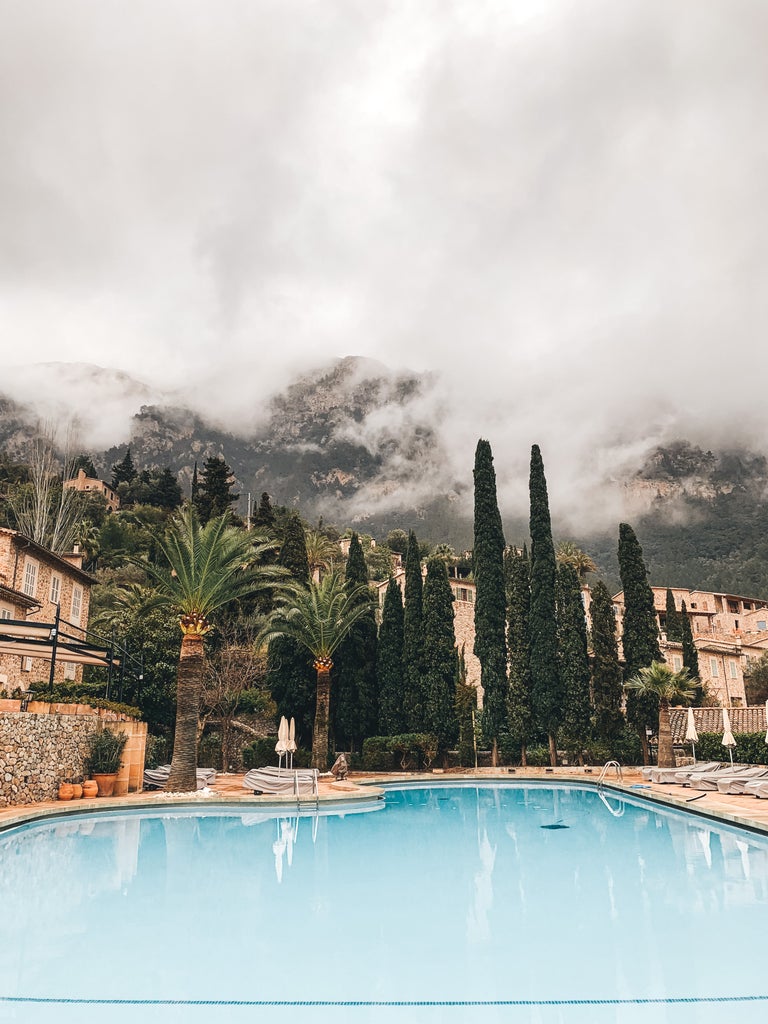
555,541 -> 598,578
137,507 -> 288,791
333,533 -> 378,750
402,531 -> 425,731
148,468 -> 183,510
680,600 -> 702,703
618,522 -> 662,764
664,588 -> 682,641
473,439 -> 508,765
589,581 -> 625,744
72,454 -> 97,478
252,492 -> 275,532
423,557 -> 459,759
505,546 -> 532,765
194,455 -> 240,525
262,570 -> 373,769
529,444 -> 562,766
624,661 -> 695,768
556,563 -> 592,763
377,577 -> 406,734
745,651 -> 768,705
111,448 -> 137,489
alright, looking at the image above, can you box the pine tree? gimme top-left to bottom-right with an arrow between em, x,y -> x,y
333,533 -> 378,750
402,531 -> 425,731
423,557 -> 459,758
529,444 -> 562,766
377,577 -> 406,734
556,563 -> 592,763
505,546 -> 532,765
665,588 -> 682,641
266,512 -> 314,743
150,468 -> 183,510
589,580 -> 625,745
618,522 -> 661,763
111,448 -> 137,489
680,600 -> 703,704
253,492 -> 275,533
473,439 -> 508,765
194,455 -> 239,524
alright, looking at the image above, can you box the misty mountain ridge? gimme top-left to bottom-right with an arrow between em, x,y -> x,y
2,363 -> 768,597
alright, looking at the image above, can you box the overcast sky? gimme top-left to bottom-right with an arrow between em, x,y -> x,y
2,0 -> 767,525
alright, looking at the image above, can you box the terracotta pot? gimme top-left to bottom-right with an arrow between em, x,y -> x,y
58,782 -> 75,801
81,780 -> 99,799
92,773 -> 118,797
71,783 -> 83,799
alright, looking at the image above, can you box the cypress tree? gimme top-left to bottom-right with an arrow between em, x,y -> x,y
556,563 -> 592,763
423,557 -> 459,758
402,531 -> 425,731
680,600 -> 702,704
665,588 -> 682,641
505,546 -> 532,765
528,444 -> 562,766
377,577 -> 406,735
589,580 -> 625,745
333,533 -> 378,750
191,461 -> 199,502
618,522 -> 661,763
253,492 -> 275,533
195,455 -> 239,524
267,513 -> 314,743
111,448 -> 137,489
473,439 -> 508,765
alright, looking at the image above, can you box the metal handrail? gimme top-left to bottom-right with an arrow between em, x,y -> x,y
598,760 -> 623,786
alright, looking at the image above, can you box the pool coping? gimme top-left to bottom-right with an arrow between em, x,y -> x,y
3,767 -> 768,837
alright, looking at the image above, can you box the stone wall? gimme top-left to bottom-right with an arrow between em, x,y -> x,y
0,706 -> 147,807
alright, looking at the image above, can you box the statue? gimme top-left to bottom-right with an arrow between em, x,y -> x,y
331,753 -> 348,781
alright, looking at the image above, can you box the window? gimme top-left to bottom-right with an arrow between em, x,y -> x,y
709,658 -> 719,678
22,657 -> 33,672
49,575 -> 61,606
673,656 -> 682,671
729,660 -> 739,679
63,662 -> 76,681
758,621 -> 767,631
0,604 -> 12,620
71,585 -> 83,626
22,558 -> 38,598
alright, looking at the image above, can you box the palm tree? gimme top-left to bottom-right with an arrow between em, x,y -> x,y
624,661 -> 696,768
555,541 -> 598,578
304,530 -> 341,581
261,570 -> 373,769
137,505 -> 291,791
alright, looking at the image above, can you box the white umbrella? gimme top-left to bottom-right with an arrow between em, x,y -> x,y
287,717 -> 297,770
685,707 -> 699,763
721,707 -> 736,767
275,716 -> 289,773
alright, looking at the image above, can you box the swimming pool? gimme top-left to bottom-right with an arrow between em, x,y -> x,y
1,782 -> 767,1023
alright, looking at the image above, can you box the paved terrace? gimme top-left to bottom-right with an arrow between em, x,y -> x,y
3,766 -> 768,835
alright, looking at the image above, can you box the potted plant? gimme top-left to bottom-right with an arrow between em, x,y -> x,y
84,728 -> 128,797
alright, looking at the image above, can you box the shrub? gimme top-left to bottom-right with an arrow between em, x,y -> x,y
84,728 -> 128,775
145,733 -> 172,768
361,734 -> 439,771
694,731 -> 768,765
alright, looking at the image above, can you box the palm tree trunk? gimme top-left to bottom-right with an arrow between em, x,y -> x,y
312,665 -> 331,770
548,733 -> 558,767
656,698 -> 675,768
167,633 -> 205,792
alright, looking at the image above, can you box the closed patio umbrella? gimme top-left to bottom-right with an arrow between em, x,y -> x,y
685,707 -> 699,763
287,717 -> 297,770
721,707 -> 736,767
275,716 -> 289,773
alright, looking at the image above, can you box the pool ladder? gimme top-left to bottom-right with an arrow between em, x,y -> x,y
597,760 -> 623,787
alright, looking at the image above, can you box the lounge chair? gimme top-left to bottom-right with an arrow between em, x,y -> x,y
243,766 -> 319,796
687,765 -> 757,791
143,764 -> 217,791
744,779 -> 768,799
648,762 -> 724,785
715,767 -> 768,795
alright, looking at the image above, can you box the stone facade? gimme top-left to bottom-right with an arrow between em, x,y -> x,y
63,468 -> 121,512
0,705 -> 147,807
0,527 -> 94,692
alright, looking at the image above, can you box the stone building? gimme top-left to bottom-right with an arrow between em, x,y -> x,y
0,528 -> 96,692
63,468 -> 121,512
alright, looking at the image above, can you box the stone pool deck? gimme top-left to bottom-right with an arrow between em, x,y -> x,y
3,765 -> 768,835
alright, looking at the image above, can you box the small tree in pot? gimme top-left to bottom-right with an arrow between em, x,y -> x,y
84,729 -> 128,796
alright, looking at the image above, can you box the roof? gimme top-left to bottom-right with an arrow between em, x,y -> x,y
0,528 -> 96,586
669,706 -> 768,743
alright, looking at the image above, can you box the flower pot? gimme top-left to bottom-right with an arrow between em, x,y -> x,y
58,782 -> 75,801
92,773 -> 118,797
71,783 -> 83,799
81,780 -> 99,799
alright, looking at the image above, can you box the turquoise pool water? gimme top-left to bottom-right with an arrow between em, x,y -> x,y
1,782 -> 767,1023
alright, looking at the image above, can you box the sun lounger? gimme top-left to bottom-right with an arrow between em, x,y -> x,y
744,780 -> 768,799
243,766 -> 319,796
687,765 -> 757,791
143,764 -> 217,791
648,762 -> 723,785
715,767 -> 768,795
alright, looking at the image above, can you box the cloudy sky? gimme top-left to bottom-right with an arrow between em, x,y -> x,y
2,0 -> 767,524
